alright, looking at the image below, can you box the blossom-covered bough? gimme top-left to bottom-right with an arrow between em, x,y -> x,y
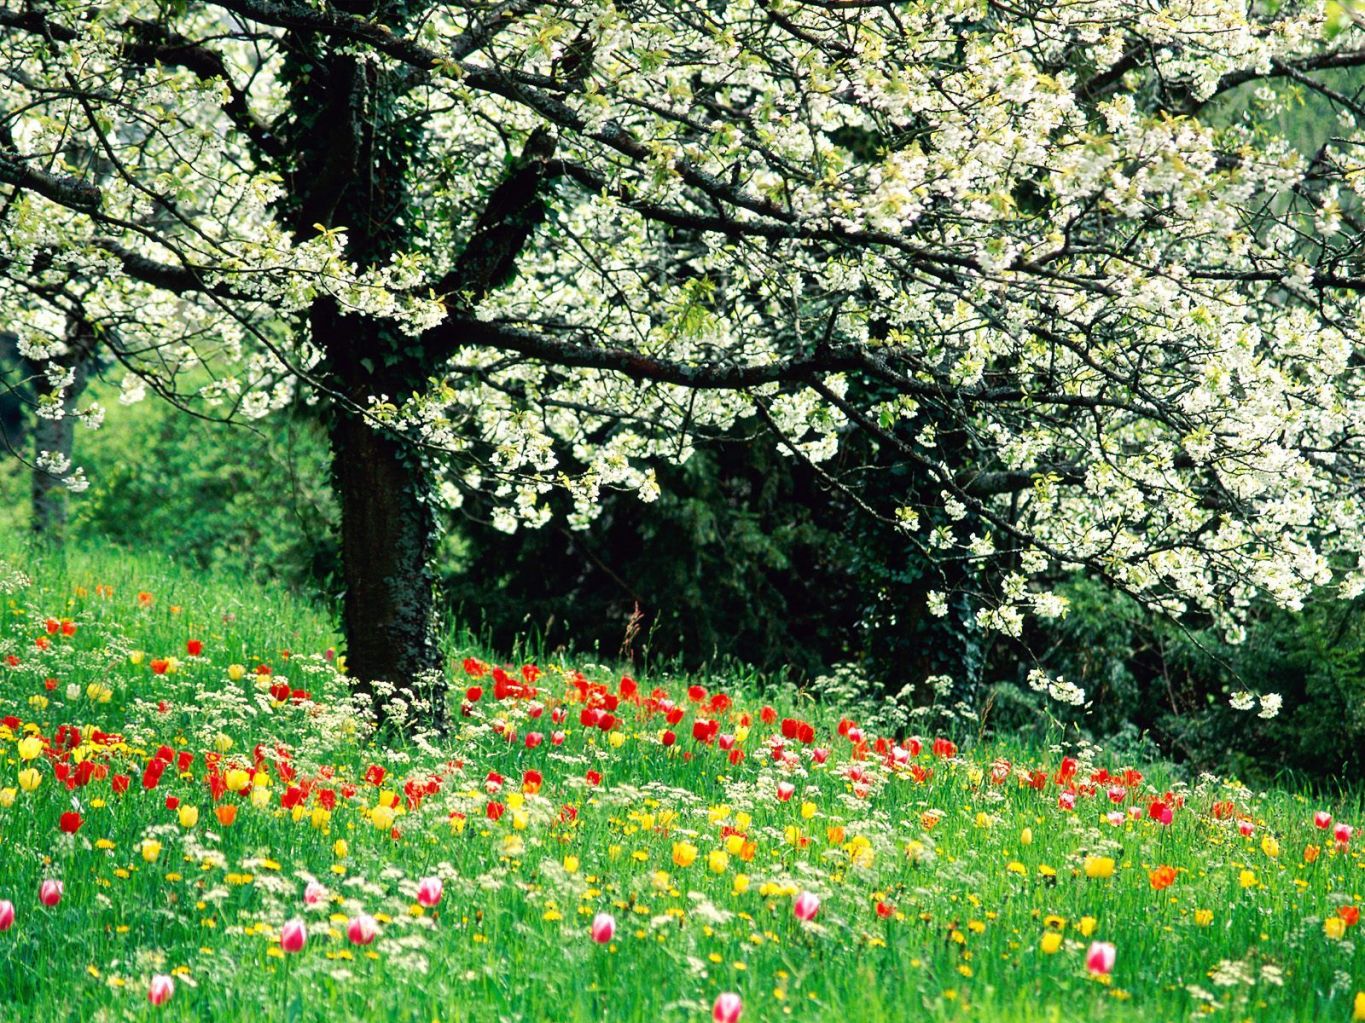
2,0 -> 1364,729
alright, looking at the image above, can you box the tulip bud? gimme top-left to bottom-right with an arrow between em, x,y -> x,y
1085,941 -> 1116,975
591,912 -> 615,944
279,918 -> 307,953
416,876 -> 443,908
793,891 -> 820,922
39,880 -> 62,907
148,974 -> 175,1006
347,914 -> 378,946
0,900 -> 13,931
713,992 -> 743,1023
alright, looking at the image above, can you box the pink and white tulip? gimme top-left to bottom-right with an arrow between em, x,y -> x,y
591,912 -> 616,944
38,880 -> 62,907
347,914 -> 378,946
416,876 -> 444,907
148,974 -> 175,1006
303,880 -> 327,906
1085,941 -> 1116,976
793,892 -> 821,922
0,900 -> 13,931
279,918 -> 307,953
1314,811 -> 1333,829
713,992 -> 743,1023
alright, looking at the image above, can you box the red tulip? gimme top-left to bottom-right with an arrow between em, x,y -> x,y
776,782 -> 795,802
1314,811 -> 1332,829
58,811 -> 82,834
0,900 -> 13,931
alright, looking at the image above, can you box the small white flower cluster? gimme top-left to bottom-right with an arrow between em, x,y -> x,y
1229,691 -> 1283,718
1026,668 -> 1087,708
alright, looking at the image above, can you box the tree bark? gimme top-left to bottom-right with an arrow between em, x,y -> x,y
318,304 -> 444,730
28,321 -> 93,542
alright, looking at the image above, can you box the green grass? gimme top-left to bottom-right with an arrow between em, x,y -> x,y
0,538 -> 1363,1022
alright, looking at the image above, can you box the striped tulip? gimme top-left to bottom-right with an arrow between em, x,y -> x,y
713,992 -> 742,1023
346,914 -> 378,946
416,876 -> 443,908
39,880 -> 62,907
148,974 -> 175,1006
591,912 -> 615,944
1085,941 -> 1116,976
794,892 -> 820,922
280,918 -> 307,953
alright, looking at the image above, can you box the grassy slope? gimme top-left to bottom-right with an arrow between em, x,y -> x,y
0,539 -> 1362,1022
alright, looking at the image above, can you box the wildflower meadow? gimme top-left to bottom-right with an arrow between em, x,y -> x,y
1,545 -> 1363,1023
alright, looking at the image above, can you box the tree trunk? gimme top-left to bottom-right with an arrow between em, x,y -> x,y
321,306 -> 444,731
28,324 -> 92,542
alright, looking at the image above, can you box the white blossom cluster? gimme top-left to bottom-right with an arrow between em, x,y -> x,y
1,0 -> 1365,689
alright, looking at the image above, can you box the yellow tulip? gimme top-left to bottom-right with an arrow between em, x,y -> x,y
1083,856 -> 1115,879
17,736 -> 42,760
672,841 -> 698,868
17,767 -> 40,792
178,805 -> 199,828
141,839 -> 162,863
1040,932 -> 1062,954
372,804 -> 396,830
1326,917 -> 1347,940
1078,916 -> 1097,937
708,849 -> 729,874
1194,909 -> 1213,927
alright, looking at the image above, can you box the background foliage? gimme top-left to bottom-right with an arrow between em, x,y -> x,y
5,381 -> 1361,788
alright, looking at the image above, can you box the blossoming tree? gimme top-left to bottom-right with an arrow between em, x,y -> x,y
4,0 -> 1365,726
